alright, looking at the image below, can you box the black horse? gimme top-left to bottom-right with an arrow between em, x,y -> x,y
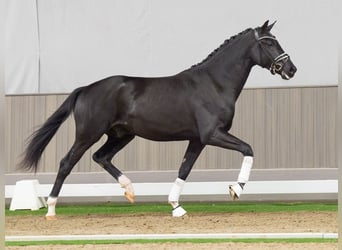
21,21 -> 296,218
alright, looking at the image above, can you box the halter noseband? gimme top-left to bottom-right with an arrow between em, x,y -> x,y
254,30 -> 289,74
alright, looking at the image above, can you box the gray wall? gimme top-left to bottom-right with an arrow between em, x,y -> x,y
6,86 -> 337,174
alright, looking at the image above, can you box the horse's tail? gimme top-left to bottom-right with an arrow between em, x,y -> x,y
20,87 -> 84,172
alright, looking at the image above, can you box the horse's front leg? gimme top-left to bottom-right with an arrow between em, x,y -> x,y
169,140 -> 204,217
207,129 -> 254,200
229,156 -> 253,200
168,178 -> 187,217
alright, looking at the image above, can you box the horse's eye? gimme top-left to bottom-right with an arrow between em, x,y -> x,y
263,40 -> 273,46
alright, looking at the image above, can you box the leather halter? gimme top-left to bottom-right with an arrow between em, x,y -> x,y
254,29 -> 289,74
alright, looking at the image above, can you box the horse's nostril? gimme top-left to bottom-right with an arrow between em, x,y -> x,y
289,66 -> 297,75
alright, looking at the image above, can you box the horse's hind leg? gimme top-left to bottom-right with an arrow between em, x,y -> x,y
169,140 -> 204,217
92,134 -> 135,203
46,139 -> 98,220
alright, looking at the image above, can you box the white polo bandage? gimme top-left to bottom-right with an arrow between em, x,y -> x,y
168,178 -> 185,206
237,156 -> 253,183
46,197 -> 57,217
118,175 -> 134,194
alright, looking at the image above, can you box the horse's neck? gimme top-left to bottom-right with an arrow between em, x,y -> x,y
206,45 -> 254,100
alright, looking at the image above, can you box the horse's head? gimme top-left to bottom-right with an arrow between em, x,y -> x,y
250,20 -> 297,80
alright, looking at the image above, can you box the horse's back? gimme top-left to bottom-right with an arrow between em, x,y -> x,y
72,73 -> 218,141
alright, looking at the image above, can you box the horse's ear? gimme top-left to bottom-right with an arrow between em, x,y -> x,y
266,21 -> 277,31
261,20 -> 269,32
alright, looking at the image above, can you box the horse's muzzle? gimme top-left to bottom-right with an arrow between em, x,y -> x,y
276,58 -> 296,80
281,64 -> 297,80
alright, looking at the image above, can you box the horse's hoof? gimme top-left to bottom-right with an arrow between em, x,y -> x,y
172,206 -> 187,217
229,185 -> 239,201
125,191 -> 135,203
45,215 -> 57,221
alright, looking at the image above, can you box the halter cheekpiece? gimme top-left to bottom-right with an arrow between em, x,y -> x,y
254,29 -> 289,74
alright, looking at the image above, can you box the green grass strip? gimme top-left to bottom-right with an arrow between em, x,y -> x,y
5,238 -> 338,247
6,202 -> 337,217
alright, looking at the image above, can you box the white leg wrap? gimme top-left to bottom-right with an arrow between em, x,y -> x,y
229,156 -> 253,200
46,197 -> 57,217
118,175 -> 134,195
168,178 -> 185,204
168,178 -> 187,217
237,156 -> 253,183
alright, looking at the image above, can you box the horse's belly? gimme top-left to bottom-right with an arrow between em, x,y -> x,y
131,119 -> 198,141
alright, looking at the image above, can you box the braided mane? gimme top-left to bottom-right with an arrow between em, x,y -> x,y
191,28 -> 253,69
